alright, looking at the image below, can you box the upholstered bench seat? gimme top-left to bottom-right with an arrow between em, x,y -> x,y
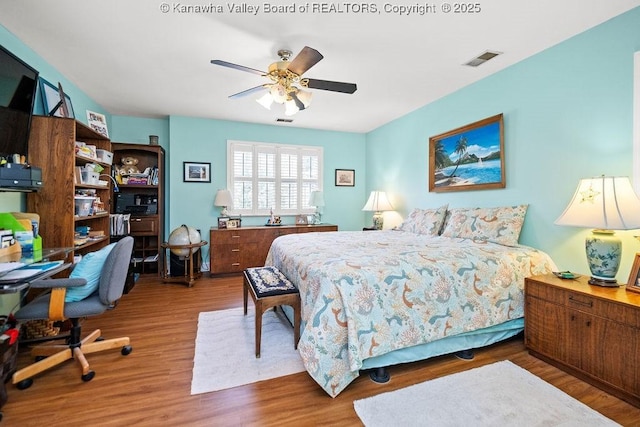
243,266 -> 300,358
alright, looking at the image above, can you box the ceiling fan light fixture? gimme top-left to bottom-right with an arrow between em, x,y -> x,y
284,98 -> 299,116
270,83 -> 288,103
256,92 -> 273,110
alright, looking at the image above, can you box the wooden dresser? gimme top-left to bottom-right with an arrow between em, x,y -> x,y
525,274 -> 640,407
209,224 -> 338,275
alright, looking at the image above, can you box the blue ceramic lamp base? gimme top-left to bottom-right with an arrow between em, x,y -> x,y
586,230 -> 621,287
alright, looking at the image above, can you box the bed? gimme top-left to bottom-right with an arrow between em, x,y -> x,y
265,205 -> 557,397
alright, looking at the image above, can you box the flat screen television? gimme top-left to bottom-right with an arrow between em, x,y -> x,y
0,44 -> 39,162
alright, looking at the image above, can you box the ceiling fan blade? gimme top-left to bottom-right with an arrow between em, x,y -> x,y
306,79 -> 357,94
228,85 -> 267,99
287,46 -> 324,76
211,60 -> 265,76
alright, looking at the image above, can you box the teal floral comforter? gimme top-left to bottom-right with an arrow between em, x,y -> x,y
265,230 -> 556,397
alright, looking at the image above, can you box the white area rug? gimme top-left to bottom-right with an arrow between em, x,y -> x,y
354,360 -> 619,427
191,306 -> 305,395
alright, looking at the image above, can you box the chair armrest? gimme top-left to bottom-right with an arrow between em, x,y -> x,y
29,278 -> 87,289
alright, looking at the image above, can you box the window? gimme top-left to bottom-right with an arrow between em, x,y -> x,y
227,140 -> 323,216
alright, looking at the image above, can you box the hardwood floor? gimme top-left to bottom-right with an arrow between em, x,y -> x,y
3,274 -> 640,426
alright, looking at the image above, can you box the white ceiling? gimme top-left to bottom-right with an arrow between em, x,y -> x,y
1,1 -> 639,133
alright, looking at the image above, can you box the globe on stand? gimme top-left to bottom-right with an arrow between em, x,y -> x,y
168,225 -> 201,257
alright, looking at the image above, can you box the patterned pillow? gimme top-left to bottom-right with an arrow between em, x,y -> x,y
440,205 -> 528,246
397,204 -> 448,236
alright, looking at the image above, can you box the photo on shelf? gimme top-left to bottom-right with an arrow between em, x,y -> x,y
86,110 -> 109,138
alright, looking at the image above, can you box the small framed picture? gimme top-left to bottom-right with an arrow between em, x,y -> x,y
626,253 -> 640,294
217,217 -> 229,229
228,217 -> 242,229
86,110 -> 109,138
296,214 -> 308,225
40,78 -> 74,118
183,161 -> 211,183
335,169 -> 355,187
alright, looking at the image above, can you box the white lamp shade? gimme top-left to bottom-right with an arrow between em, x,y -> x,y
296,90 -> 313,108
362,191 -> 394,212
309,190 -> 325,207
284,98 -> 299,116
555,176 -> 640,230
214,189 -> 233,208
256,92 -> 274,110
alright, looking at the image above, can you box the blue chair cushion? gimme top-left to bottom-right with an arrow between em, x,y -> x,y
65,243 -> 116,302
245,266 -> 298,297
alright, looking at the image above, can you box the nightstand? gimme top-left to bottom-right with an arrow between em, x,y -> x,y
525,274 -> 640,407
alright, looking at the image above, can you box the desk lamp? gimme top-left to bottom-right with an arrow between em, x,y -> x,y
555,176 -> 640,286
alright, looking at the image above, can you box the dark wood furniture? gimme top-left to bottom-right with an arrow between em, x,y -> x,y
160,240 -> 208,287
111,143 -> 165,276
243,266 -> 300,358
209,224 -> 338,275
27,116 -> 112,262
525,274 -> 640,407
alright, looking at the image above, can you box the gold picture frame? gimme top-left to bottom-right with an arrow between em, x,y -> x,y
626,253 -> 640,294
428,113 -> 505,193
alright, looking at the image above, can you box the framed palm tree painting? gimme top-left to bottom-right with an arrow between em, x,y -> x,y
428,113 -> 505,193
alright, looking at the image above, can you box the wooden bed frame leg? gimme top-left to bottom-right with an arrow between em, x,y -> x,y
455,349 -> 475,360
369,367 -> 390,383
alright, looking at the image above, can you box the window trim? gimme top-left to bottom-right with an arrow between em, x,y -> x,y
227,140 -> 323,216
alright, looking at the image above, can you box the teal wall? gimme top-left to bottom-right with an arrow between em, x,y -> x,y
166,116 -> 366,239
366,7 -> 640,281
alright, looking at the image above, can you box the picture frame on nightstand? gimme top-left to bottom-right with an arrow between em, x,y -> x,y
626,253 -> 640,294
217,217 -> 229,229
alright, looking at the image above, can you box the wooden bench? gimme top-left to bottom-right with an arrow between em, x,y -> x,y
243,266 -> 300,358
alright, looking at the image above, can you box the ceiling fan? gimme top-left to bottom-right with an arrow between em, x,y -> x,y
211,46 -> 357,116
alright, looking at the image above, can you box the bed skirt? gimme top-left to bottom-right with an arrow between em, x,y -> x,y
280,304 -> 523,372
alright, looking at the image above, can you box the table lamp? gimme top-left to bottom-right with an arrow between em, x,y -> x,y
555,175 -> 640,286
362,191 -> 394,230
214,189 -> 233,217
309,191 -> 325,224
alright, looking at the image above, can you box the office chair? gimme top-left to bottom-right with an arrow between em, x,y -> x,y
12,237 -> 134,390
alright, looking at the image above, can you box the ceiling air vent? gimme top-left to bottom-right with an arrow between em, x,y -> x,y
276,118 -> 294,123
464,50 -> 502,67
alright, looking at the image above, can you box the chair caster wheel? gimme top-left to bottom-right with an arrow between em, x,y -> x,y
16,378 -> 33,390
121,345 -> 132,356
82,371 -> 95,382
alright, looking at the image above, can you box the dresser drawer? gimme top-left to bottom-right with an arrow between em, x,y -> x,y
525,279 -> 567,303
211,248 -> 241,273
130,217 -> 157,235
211,229 -> 262,244
566,291 -> 640,327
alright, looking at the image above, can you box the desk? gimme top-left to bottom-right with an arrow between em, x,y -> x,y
0,248 -> 74,294
161,241 -> 208,287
